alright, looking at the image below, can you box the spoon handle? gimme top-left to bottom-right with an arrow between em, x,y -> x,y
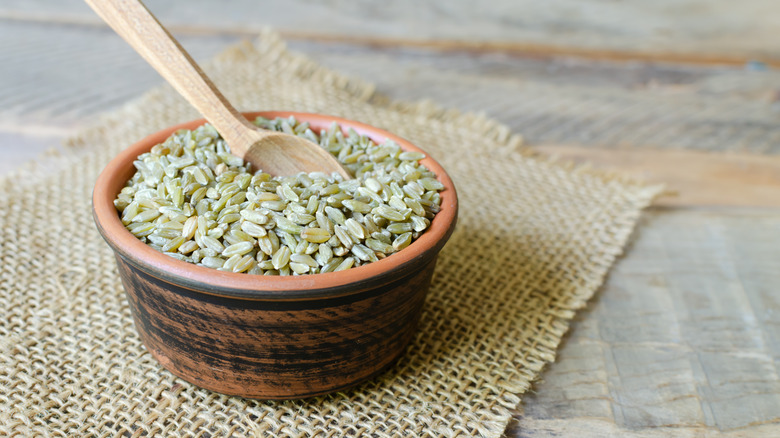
84,0 -> 258,156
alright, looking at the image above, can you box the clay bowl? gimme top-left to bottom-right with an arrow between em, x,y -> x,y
92,111 -> 458,399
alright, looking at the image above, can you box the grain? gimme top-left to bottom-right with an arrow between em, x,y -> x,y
115,117 -> 444,275
222,241 -> 254,258
351,244 -> 378,262
393,232 -> 412,251
240,220 -> 268,238
344,218 -> 366,240
182,216 -> 198,239
374,205 -> 406,222
341,199 -> 371,214
271,246 -> 292,270
301,227 -> 331,243
290,253 -> 319,268
334,257 -> 355,272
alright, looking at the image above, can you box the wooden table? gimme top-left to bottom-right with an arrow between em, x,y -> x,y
3,1 -> 779,436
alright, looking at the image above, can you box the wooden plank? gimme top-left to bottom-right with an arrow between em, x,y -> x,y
2,21 -> 779,154
537,146 -> 780,207
2,0 -> 780,65
510,207 -> 780,436
5,13 -> 780,68
0,20 -> 236,126
509,417 -> 780,437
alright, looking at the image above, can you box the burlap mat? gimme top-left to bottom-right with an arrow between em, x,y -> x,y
0,31 -> 662,437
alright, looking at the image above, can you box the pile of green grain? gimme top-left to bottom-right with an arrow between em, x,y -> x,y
114,116 -> 443,275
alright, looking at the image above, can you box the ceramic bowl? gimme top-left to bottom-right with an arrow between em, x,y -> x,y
92,111 -> 458,399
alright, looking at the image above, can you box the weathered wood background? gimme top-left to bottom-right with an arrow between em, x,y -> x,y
2,1 -> 779,436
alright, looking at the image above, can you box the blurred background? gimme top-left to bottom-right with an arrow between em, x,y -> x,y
3,0 -> 780,169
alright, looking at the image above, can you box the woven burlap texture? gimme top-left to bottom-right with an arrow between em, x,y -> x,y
0,31 -> 661,437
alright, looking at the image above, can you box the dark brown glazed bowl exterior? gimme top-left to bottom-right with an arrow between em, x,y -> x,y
92,111 -> 458,399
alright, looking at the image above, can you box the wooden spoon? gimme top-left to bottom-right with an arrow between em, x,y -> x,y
84,0 -> 350,178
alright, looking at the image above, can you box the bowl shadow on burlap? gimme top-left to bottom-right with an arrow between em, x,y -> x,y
292,222 -> 573,405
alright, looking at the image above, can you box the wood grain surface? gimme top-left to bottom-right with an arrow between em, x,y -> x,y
2,1 -> 779,436
3,0 -> 780,64
2,19 -> 779,156
508,208 -> 780,437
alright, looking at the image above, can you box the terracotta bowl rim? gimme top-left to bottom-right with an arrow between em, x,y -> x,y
92,111 -> 458,301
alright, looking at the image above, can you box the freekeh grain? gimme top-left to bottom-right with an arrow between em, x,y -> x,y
114,116 -> 444,275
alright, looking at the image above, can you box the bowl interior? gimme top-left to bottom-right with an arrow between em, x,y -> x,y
93,111 -> 458,300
